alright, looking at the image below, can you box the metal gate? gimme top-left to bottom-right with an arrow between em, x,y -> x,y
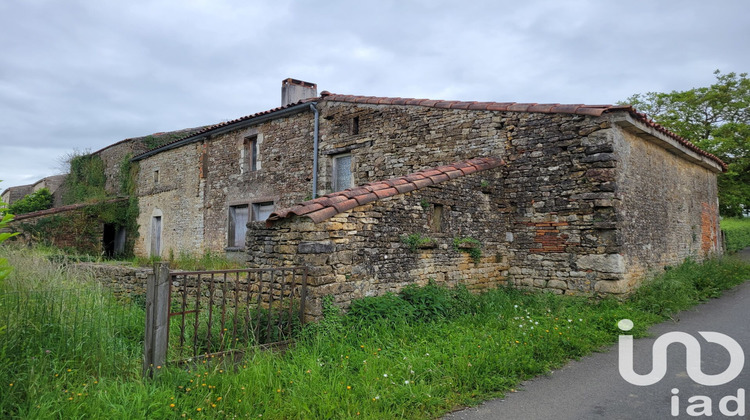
143,264 -> 307,376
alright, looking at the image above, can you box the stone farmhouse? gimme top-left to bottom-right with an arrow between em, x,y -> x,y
131,79 -> 725,312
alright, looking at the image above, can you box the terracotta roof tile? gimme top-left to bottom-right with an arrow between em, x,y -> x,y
394,183 -> 418,194
306,207 -> 340,223
354,192 -> 379,206
374,187 -> 399,198
332,198 -> 360,213
445,169 -> 463,179
428,173 -> 451,183
136,90 -> 726,172
267,156 -> 505,225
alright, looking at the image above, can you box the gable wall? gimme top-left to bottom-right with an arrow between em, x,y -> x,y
134,143 -> 204,257
614,129 -> 721,285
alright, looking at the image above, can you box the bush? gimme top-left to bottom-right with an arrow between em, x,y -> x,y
7,188 -> 53,215
347,281 -> 479,324
721,217 -> 750,253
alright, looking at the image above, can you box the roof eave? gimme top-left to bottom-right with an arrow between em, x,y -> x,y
609,112 -> 726,173
131,102 -> 315,162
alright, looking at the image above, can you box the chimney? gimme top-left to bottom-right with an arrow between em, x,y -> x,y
281,78 -> 317,107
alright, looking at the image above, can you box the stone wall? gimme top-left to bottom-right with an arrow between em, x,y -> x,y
615,129 -> 721,285
200,112 -> 316,254
134,143 -> 204,257
134,98 -> 722,310
78,263 -> 150,295
96,139 -> 148,195
315,103 -> 506,195
247,167 -> 510,317
10,201 -> 128,254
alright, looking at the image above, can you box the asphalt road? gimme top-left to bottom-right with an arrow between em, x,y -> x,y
446,250 -> 750,420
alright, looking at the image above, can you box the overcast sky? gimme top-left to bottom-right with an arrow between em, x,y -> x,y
1,0 -> 748,191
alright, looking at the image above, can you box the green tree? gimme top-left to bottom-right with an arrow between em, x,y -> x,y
623,70 -> 750,217
0,182 -> 20,281
7,188 -> 53,215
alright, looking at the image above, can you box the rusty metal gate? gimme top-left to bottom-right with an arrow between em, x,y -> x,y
143,264 -> 307,375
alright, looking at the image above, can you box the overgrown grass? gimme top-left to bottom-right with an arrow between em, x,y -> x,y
721,217 -> 750,253
1,246 -> 748,419
133,249 -> 244,271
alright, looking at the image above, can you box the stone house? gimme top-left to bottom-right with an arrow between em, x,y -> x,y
131,79 -> 725,314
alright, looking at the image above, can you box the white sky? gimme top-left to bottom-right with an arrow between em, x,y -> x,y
1,0 -> 748,191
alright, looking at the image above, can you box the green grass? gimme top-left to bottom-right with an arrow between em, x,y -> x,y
1,245 -> 749,419
721,217 -> 750,253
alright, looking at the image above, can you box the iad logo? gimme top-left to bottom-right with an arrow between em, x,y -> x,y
617,319 -> 746,417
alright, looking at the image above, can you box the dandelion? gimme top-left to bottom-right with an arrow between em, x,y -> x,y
347,386 -> 351,390
197,408 -> 202,412
276,389 -> 281,393
170,404 -> 176,408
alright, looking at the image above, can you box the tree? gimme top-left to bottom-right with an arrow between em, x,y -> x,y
7,188 -> 53,215
623,70 -> 750,217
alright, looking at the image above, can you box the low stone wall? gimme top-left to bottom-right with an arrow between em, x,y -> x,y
77,263 -> 151,295
248,168 -> 511,318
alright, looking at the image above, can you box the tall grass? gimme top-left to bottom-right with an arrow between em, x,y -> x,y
721,217 -> 750,253
0,247 -> 144,418
0,245 -> 748,419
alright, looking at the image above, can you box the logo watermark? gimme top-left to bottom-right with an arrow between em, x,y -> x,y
617,319 -> 746,417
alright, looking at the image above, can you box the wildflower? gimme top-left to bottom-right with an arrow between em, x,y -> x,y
347,386 -> 351,390
170,404 -> 175,408
404,380 -> 410,385
383,374 -> 388,378
197,407 -> 202,411
374,395 -> 380,400
276,389 -> 281,393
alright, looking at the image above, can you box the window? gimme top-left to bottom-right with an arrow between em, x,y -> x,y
431,204 -> 444,233
153,170 -> 160,184
332,154 -> 353,191
351,116 -> 360,135
228,205 -> 249,248
252,202 -> 275,221
244,136 -> 258,172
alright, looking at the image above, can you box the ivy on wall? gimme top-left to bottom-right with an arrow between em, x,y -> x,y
63,153 -> 107,204
19,152 -> 140,257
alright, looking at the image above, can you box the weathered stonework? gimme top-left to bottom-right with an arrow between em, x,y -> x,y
248,168 -> 510,317
130,89 -> 724,316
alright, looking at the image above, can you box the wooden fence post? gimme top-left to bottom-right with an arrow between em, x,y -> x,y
143,262 -> 170,378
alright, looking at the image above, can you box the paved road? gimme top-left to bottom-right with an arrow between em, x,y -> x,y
446,250 -> 750,420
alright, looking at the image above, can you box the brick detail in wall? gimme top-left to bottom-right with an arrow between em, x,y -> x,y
528,222 -> 575,253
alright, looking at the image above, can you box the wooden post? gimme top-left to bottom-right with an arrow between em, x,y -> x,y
143,262 -> 170,378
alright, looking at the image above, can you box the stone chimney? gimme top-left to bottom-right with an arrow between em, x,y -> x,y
281,78 -> 317,107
